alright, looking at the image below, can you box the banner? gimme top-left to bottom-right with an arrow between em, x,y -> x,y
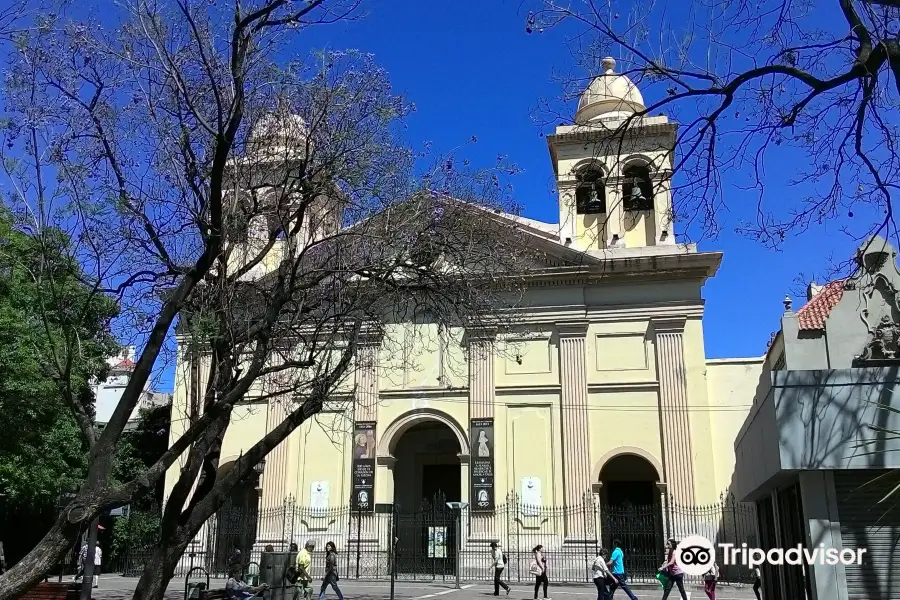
470,418 -> 495,511
351,422 -> 376,512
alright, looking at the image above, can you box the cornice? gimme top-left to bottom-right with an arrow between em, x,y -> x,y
547,122 -> 678,146
378,387 -> 468,400
556,320 -> 591,338
652,316 -> 688,334
587,381 -> 659,393
520,251 -> 722,285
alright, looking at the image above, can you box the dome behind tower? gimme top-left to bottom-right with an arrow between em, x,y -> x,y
575,57 -> 645,123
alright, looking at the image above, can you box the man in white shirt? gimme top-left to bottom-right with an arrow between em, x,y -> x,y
489,542 -> 510,596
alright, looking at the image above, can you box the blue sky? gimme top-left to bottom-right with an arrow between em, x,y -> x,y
287,0 -> 865,362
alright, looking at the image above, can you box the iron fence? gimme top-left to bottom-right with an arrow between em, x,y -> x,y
121,493 -> 758,585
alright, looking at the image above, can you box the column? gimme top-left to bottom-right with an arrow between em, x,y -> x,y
466,328 -> 495,540
557,321 -> 592,541
652,318 -> 696,507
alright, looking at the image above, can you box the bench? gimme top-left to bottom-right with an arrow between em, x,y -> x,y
19,582 -> 82,600
199,589 -> 266,600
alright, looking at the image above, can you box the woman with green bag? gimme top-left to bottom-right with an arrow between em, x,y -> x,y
659,539 -> 688,600
655,570 -> 669,589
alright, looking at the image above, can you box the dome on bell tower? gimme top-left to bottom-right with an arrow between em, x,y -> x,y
575,57 -> 645,123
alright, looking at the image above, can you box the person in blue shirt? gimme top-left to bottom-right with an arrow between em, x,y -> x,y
607,540 -> 639,600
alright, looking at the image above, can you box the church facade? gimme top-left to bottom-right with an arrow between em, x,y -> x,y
164,58 -> 762,573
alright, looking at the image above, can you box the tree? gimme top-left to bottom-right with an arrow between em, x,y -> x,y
528,0 -> 900,252
0,206 -> 118,567
108,403 -> 171,571
0,1 -> 529,597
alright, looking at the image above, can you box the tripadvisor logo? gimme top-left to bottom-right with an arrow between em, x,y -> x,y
674,536 -> 717,576
673,535 -> 867,575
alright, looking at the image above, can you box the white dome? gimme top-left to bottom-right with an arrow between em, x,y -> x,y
248,111 -> 308,152
575,58 -> 645,123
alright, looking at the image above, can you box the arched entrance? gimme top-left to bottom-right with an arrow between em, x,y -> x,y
597,453 -> 665,582
390,417 -> 464,578
600,454 -> 660,505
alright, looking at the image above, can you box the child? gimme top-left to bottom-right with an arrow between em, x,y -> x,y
704,560 -> 719,600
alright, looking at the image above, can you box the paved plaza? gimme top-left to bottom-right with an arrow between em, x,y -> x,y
85,576 -> 762,600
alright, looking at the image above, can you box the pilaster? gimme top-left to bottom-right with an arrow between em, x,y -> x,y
354,334 -> 381,423
605,184 -> 624,247
261,351 -> 290,540
466,328 -> 495,539
652,317 -> 696,506
653,175 -> 674,244
467,329 -> 496,419
557,181 -> 577,246
557,321 -> 592,541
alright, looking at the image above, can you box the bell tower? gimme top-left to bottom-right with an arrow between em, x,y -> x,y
547,57 -> 677,253
228,109 -> 344,280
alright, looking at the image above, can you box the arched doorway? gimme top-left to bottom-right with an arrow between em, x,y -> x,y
391,419 -> 463,578
598,453 -> 665,582
600,454 -> 660,505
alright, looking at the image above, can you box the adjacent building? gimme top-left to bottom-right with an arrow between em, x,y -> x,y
92,346 -> 172,426
734,236 -> 900,600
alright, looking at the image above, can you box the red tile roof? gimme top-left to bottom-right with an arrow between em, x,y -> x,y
112,357 -> 136,370
796,280 -> 845,330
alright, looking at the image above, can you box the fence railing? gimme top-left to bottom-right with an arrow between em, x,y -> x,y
120,493 -> 758,585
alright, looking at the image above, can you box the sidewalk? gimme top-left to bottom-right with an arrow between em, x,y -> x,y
86,576 -> 761,600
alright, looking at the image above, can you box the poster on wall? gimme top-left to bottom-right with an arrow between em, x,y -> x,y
427,526 -> 448,558
310,481 -> 329,511
470,418 -> 495,511
351,422 -> 377,512
520,477 -> 542,516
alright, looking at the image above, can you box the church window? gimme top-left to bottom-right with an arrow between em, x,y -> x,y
622,165 -> 654,211
575,168 -> 606,214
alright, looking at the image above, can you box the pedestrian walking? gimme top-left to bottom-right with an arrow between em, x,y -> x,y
318,542 -> 345,600
703,560 -> 719,600
607,540 -> 639,600
90,544 -> 102,589
529,544 -> 549,600
490,542 -> 511,596
294,539 -> 316,600
660,538 -> 688,600
74,542 -> 88,582
752,567 -> 762,600
592,548 -> 616,600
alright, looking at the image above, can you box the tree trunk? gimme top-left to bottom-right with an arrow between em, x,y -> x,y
0,517 -> 80,600
131,529 -> 194,600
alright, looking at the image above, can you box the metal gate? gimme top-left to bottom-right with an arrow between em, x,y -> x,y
599,502 -> 664,583
394,493 -> 458,580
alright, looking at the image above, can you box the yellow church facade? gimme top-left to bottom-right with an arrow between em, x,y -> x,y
164,58 -> 762,580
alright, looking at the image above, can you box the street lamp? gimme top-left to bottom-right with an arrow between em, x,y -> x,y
446,502 -> 468,589
253,458 -> 267,476
253,459 -> 267,493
